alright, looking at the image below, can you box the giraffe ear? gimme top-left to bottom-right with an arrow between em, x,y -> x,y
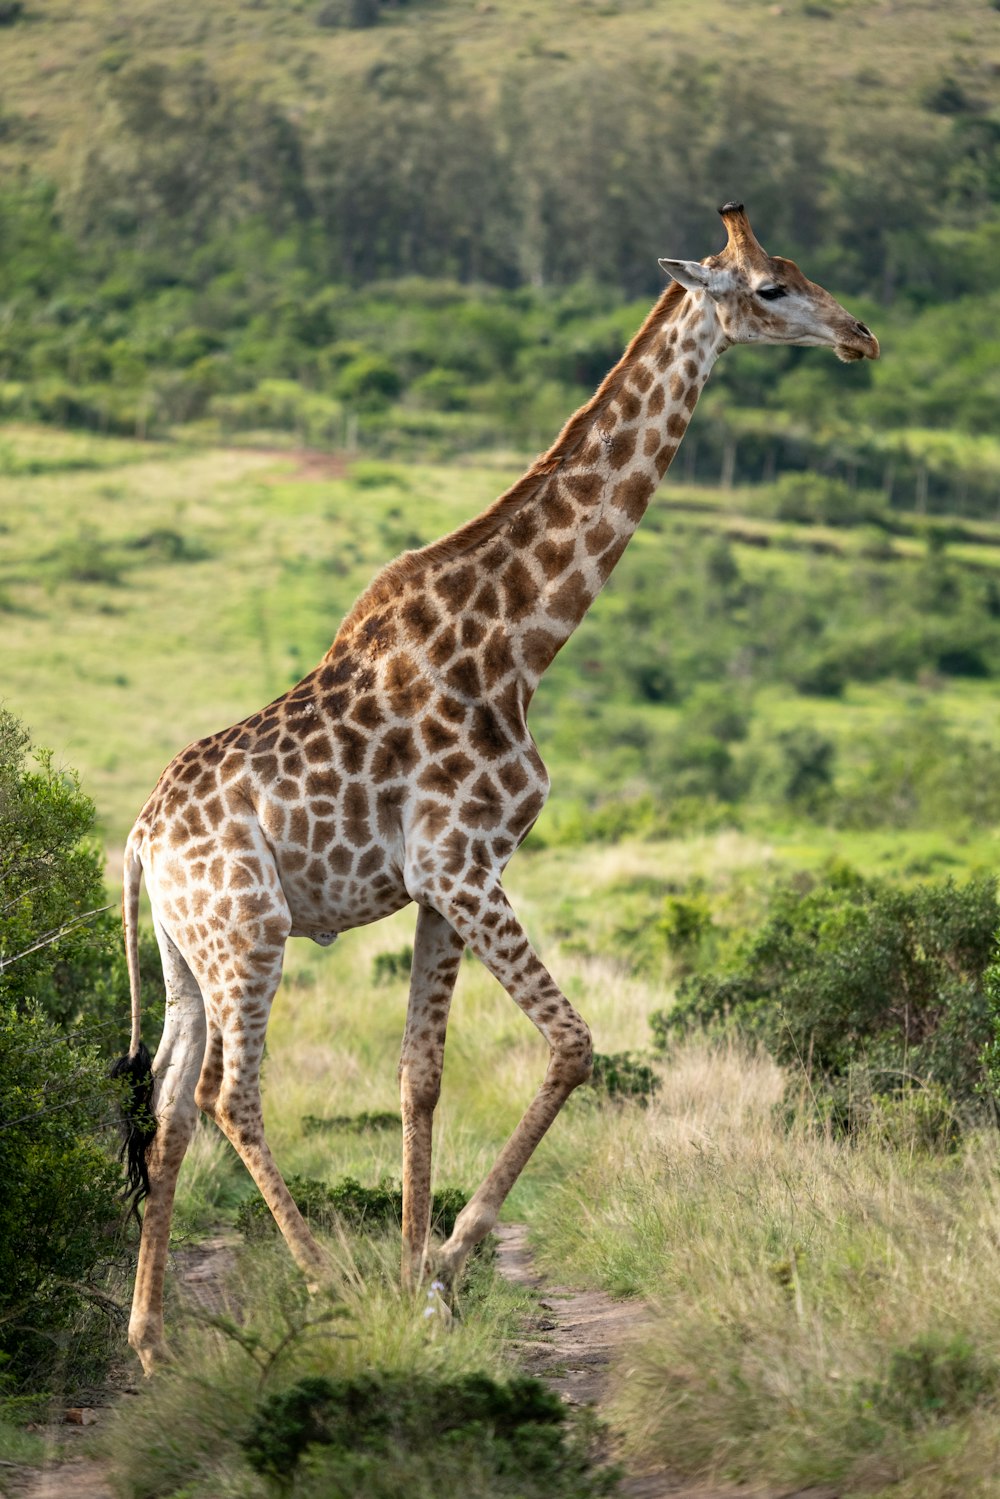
658,258 -> 726,297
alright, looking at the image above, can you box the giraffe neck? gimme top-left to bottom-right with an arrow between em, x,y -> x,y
330,282 -> 727,707
480,281 -> 728,687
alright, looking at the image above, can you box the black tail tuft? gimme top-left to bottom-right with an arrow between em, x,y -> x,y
110,1042 -> 157,1219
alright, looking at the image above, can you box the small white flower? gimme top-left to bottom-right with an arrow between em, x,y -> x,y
423,1306 -> 436,1318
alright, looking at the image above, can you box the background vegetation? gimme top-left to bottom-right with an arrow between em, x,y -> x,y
3,0 -> 1000,1494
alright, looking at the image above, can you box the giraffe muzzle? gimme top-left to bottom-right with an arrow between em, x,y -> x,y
836,320 -> 880,363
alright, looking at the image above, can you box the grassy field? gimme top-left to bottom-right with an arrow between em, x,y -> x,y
7,422 -> 1000,1493
7,422 -> 1000,862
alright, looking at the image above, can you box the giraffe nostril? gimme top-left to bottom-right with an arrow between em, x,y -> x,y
855,321 -> 872,338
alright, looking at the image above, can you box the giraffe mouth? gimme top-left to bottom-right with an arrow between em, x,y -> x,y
835,325 -> 880,362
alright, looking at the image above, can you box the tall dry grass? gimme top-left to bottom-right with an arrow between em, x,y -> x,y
530,1039 -> 1000,1495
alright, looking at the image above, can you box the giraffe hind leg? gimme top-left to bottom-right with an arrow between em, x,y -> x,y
190,925 -> 330,1285
127,920 -> 207,1375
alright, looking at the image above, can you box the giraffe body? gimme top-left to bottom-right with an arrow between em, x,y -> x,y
117,205 -> 878,1373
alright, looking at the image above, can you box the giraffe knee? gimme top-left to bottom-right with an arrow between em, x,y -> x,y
399,1057 -> 442,1116
194,1060 -> 223,1117
551,1019 -> 593,1089
212,1079 -> 261,1146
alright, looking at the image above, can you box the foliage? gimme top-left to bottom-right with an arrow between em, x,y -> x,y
241,1368 -> 617,1497
861,1335 -> 1000,1432
767,472 -> 888,528
371,945 -> 413,986
0,1001 -> 124,1390
236,1174 -> 468,1242
587,1052 -> 660,1107
651,869 -> 1000,1121
0,708 -> 108,1017
0,708 -> 163,1052
301,1110 -> 400,1135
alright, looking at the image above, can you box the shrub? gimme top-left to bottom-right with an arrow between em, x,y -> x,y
236,1175 -> 468,1242
587,1052 -> 660,1106
334,354 -> 402,409
768,472 -> 886,528
301,1111 -> 400,1135
862,1334 -> 999,1431
371,946 -> 413,986
652,869 -> 1000,1122
242,1369 -> 617,1496
0,1002 -> 124,1390
0,708 -> 164,1051
347,460 -> 409,489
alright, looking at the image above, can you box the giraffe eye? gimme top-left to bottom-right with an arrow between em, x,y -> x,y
757,285 -> 787,302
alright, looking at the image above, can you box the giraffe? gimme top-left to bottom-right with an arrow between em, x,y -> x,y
113,203 -> 878,1374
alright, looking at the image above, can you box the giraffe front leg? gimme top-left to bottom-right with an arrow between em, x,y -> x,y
398,905 -> 464,1291
414,873 -> 592,1286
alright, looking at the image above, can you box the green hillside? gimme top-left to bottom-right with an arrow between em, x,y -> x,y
1,0 -> 998,502
2,0 -> 997,184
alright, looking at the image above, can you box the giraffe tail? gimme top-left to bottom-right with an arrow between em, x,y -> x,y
110,835 -> 156,1215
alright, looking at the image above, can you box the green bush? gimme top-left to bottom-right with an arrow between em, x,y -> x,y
767,472 -> 887,528
652,869 -> 1000,1123
0,1002 -> 124,1391
587,1052 -> 660,1106
236,1175 -> 468,1243
242,1369 -> 617,1496
862,1334 -> 999,1431
0,708 -> 164,1051
301,1110 -> 400,1136
334,354 -> 402,409
371,946 -> 413,986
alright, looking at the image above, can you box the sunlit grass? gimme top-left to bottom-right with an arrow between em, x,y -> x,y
102,1227 -> 549,1499
528,1038 -> 1000,1496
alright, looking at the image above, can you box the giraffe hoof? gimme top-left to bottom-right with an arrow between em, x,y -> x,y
421,1279 -> 455,1330
134,1340 -> 172,1377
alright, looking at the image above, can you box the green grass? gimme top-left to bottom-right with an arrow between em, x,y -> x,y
6,421 -> 1000,1489
7,423 -> 1000,872
0,429 -> 519,849
526,1041 -> 1000,1497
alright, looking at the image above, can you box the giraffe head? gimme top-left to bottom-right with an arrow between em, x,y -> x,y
659,201 -> 879,363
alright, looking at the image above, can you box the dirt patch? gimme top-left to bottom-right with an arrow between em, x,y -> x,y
170,1232 -> 240,1317
493,1224 -> 833,1499
494,1222 -> 647,1410
5,1236 -> 240,1499
251,447 -> 349,483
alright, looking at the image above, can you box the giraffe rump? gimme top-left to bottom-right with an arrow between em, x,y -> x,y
110,1042 -> 156,1215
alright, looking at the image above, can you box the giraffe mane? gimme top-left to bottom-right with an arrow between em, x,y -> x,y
334,280 -> 688,642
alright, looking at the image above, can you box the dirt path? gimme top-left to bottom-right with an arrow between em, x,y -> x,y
2,1236 -> 239,1499
493,1223 -> 835,1499
7,1229 -> 834,1499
